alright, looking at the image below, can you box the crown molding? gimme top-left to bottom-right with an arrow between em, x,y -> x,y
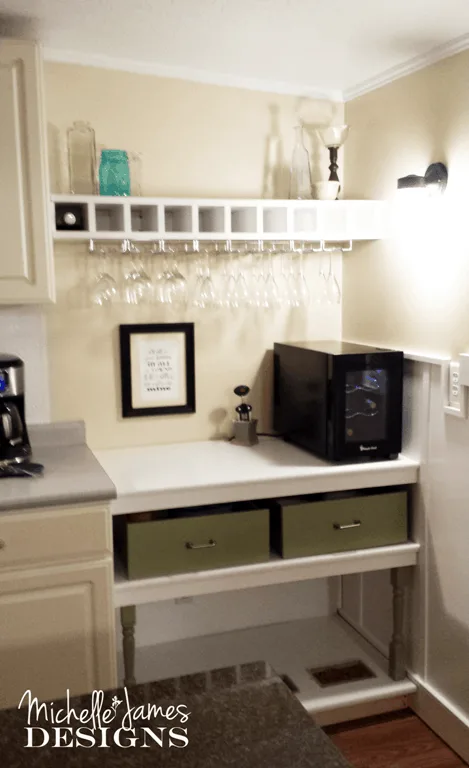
44,32 -> 469,106
43,47 -> 343,102
344,32 -> 469,101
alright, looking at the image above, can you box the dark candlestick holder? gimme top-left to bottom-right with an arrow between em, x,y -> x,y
328,147 -> 339,182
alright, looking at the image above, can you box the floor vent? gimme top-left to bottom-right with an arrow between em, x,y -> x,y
308,660 -> 376,688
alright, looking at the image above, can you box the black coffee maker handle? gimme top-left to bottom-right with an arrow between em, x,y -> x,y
0,403 -> 23,445
0,411 -> 12,441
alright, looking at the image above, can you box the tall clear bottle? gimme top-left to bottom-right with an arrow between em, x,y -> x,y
67,121 -> 97,194
289,125 -> 312,200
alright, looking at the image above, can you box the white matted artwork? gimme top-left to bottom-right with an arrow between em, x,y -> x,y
119,323 -> 195,418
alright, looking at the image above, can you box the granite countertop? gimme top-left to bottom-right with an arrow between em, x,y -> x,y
0,661 -> 350,767
0,422 -> 115,512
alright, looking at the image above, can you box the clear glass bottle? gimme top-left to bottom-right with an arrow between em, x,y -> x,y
67,121 -> 97,194
289,125 -> 312,200
128,151 -> 143,196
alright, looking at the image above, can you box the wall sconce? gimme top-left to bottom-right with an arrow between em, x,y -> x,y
397,162 -> 448,195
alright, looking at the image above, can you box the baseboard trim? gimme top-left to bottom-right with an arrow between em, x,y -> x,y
314,695 -> 409,727
409,675 -> 469,761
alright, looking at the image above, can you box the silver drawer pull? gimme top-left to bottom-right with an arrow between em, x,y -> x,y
333,521 -> 362,531
0,539 -> 5,550
185,539 -> 216,550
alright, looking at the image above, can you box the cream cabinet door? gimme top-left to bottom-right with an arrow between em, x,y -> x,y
0,559 -> 116,710
0,39 -> 54,303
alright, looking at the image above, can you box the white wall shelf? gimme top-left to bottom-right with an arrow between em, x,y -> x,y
51,195 -> 389,242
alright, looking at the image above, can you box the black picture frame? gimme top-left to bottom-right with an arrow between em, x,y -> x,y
119,323 -> 195,418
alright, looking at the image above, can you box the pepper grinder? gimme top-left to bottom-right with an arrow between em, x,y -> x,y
232,385 -> 258,446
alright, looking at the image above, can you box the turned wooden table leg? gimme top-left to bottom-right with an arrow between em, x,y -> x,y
121,605 -> 136,687
389,568 -> 409,681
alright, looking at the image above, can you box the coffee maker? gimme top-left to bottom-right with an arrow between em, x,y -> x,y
0,354 -> 32,465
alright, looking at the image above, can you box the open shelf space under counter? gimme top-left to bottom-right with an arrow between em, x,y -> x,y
51,195 -> 389,242
117,614 -> 416,717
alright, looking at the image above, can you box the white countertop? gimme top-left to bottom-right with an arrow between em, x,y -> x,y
96,438 -> 419,515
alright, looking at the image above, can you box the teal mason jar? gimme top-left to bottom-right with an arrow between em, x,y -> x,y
99,150 -> 131,196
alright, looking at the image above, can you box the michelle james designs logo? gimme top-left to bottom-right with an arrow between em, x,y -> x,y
19,688 -> 190,749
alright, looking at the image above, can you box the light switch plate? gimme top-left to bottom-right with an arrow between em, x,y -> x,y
458,353 -> 469,387
443,361 -> 468,418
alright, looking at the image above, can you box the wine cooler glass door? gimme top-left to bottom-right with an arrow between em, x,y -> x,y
344,368 -> 388,443
332,352 -> 403,459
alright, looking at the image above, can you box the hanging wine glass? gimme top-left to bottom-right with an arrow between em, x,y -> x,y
262,246 -> 281,309
193,247 -> 218,309
122,240 -> 152,305
89,243 -> 118,307
295,249 -> 310,307
249,249 -> 265,309
162,247 -> 188,308
236,262 -> 250,307
325,249 -> 341,304
314,246 -> 329,305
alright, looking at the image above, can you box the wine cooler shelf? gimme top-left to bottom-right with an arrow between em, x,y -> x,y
52,195 -> 389,242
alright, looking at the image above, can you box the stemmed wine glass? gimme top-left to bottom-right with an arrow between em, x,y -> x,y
262,245 -> 281,309
324,246 -> 341,304
89,242 -> 119,307
152,241 -> 188,307
220,242 -> 251,310
249,248 -> 267,309
280,250 -> 297,307
294,248 -> 310,307
312,242 -> 329,305
193,246 -> 218,309
122,239 -> 152,305
235,248 -> 250,307
281,246 -> 309,308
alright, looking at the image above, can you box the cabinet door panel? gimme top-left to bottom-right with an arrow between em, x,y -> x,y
0,559 -> 116,710
0,40 -> 54,303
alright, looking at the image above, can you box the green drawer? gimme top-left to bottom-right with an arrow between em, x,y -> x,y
123,507 -> 270,580
272,491 -> 408,558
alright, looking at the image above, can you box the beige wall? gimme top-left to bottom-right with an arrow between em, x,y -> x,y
343,54 -> 469,743
46,62 -> 342,198
44,63 -> 343,448
343,49 -> 469,357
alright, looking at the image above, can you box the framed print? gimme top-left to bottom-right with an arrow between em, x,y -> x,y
119,323 -> 195,418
